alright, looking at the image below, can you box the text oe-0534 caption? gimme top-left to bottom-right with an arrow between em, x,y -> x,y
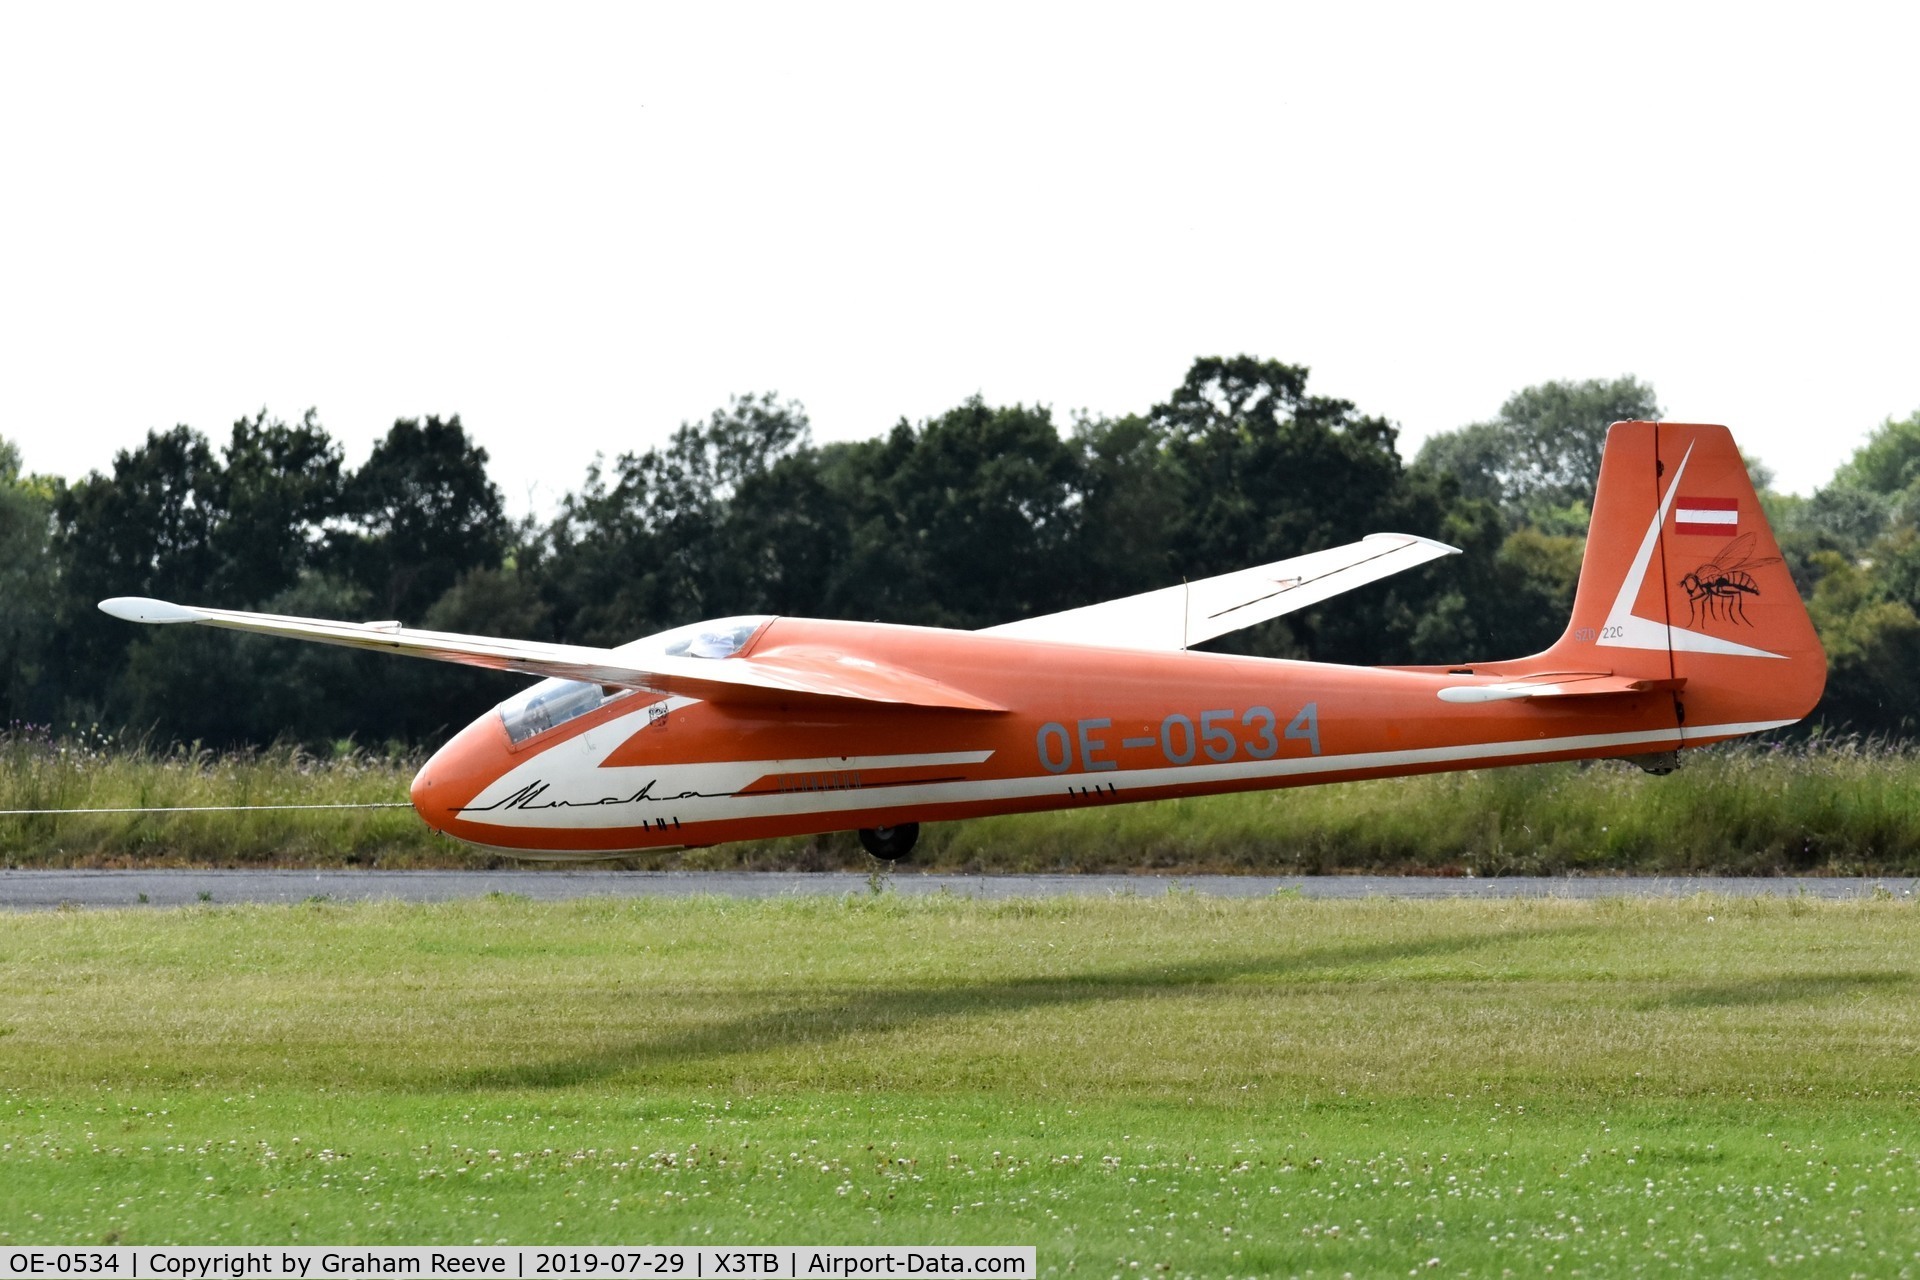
1,1249 -> 1033,1280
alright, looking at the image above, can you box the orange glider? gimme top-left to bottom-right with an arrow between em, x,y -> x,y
101,421 -> 1825,860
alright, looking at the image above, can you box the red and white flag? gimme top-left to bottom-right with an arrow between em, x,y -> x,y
1675,495 -> 1738,536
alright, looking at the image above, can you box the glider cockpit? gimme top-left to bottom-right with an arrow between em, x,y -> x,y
498,616 -> 769,745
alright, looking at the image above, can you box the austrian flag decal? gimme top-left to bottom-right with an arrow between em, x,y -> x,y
1675,495 -> 1738,536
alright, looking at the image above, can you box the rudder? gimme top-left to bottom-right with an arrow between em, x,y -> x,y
1543,420 -> 1825,742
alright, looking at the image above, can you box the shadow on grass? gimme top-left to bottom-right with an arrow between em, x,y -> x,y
450,925 -> 1588,1090
1635,970 -> 1912,1010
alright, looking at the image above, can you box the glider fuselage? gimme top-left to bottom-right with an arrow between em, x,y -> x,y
407,615 -> 1753,855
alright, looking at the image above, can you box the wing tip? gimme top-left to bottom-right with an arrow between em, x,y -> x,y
1365,532 -> 1462,556
99,596 -> 206,625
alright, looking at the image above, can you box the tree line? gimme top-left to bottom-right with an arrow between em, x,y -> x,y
3,356 -> 1916,747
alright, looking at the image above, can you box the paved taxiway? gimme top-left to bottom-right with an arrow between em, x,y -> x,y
1,869 -> 1914,909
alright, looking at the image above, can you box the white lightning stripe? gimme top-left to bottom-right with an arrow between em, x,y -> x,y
1597,443 -> 1784,660
722,717 -> 1793,819
463,695 -> 1004,826
745,750 -> 995,772
460,717 -> 1795,830
1437,682 -> 1587,703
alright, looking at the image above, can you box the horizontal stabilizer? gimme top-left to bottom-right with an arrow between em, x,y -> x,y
96,598 -> 1003,712
1436,673 -> 1686,704
984,533 -> 1458,651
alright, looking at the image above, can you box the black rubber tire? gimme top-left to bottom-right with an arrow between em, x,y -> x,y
858,823 -> 920,861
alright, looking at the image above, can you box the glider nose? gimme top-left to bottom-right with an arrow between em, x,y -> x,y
410,713 -> 510,829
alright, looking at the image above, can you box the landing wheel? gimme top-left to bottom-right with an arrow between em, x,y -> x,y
859,822 -> 920,861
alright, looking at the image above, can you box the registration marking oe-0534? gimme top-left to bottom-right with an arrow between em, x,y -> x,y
1035,703 -> 1323,774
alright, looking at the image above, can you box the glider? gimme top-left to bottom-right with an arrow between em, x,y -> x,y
102,421 -> 1827,859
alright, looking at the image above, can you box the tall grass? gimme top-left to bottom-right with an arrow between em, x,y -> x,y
0,724 -> 434,867
5,725 -> 1920,872
912,736 -> 1920,877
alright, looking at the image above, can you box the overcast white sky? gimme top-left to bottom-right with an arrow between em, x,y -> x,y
2,2 -> 1915,514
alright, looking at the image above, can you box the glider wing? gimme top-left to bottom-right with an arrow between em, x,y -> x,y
983,533 -> 1459,651
96,598 -> 1003,712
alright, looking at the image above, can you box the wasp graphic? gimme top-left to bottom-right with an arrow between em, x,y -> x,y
1678,533 -> 1780,628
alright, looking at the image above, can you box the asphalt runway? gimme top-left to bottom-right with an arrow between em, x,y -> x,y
1,868 -> 1914,909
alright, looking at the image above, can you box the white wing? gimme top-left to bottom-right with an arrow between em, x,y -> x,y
96,599 -> 1003,712
981,533 -> 1458,651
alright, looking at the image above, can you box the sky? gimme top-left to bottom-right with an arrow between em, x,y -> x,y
2,2 -> 1915,515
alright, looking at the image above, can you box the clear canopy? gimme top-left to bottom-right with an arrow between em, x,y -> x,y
497,615 -> 773,745
621,615 -> 770,661
499,678 -> 622,745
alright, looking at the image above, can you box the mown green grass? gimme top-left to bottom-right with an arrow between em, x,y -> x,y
3,894 -> 1919,1275
8,731 -> 1920,873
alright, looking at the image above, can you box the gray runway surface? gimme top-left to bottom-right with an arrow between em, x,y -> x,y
1,868 -> 1914,909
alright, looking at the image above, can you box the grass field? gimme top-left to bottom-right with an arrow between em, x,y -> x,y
3,892 -> 1919,1275
10,731 -> 1920,874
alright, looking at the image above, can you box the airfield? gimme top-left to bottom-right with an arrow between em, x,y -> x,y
4,876 -> 1920,1273
0,868 -> 1915,909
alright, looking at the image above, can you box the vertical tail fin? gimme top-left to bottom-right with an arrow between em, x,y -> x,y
1540,421 -> 1826,740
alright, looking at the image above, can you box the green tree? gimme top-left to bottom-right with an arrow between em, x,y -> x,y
0,438 -> 62,724
1408,421 -> 1509,507
54,412 -> 513,746
824,399 -> 1082,628
52,415 -> 350,742
333,416 -> 510,622
1828,409 -> 1920,497
1393,376 -> 1673,666
207,409 -> 343,603
53,413 -> 351,719
1745,409 -> 1920,736
1804,550 -> 1920,734
1414,376 -> 1661,530
53,426 -> 224,713
1155,355 -> 1405,574
56,426 -> 220,603
1777,410 -> 1920,569
1142,356 -> 1462,663
1065,412 -> 1184,606
545,394 -> 817,645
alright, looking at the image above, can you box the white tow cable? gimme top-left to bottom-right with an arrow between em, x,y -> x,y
0,803 -> 413,815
